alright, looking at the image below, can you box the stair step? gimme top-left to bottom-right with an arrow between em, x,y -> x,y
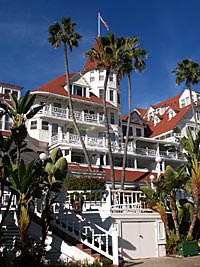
76,243 -> 84,249
83,248 -> 92,255
92,253 -> 101,259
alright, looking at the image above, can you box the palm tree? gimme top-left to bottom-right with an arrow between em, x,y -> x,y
179,128 -> 200,238
119,37 -> 147,190
9,159 -> 39,248
39,147 -> 67,246
0,90 -> 44,164
85,33 -> 125,189
172,59 -> 200,133
48,17 -> 92,171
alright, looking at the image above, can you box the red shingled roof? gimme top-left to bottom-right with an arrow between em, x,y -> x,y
0,82 -> 23,90
82,39 -> 99,73
33,74 -> 112,106
0,131 -> 11,137
134,92 -> 192,138
68,164 -> 157,183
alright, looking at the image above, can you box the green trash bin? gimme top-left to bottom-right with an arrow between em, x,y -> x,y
178,240 -> 198,257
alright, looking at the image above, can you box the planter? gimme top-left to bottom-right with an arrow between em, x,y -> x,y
178,240 -> 198,257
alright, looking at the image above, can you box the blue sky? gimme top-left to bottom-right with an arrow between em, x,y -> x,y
1,0 -> 200,115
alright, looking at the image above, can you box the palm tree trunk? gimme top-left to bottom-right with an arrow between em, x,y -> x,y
158,203 -> 170,239
63,43 -> 92,170
103,69 -> 115,189
121,73 -> 131,190
41,191 -> 51,247
169,197 -> 180,241
188,84 -> 198,133
188,201 -> 198,239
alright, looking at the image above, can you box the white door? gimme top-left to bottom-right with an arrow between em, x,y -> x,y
121,221 -> 156,259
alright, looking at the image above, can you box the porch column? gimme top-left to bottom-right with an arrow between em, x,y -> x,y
58,125 -> 63,142
49,104 -> 52,116
112,222 -> 119,266
48,123 -> 52,145
134,158 -> 137,169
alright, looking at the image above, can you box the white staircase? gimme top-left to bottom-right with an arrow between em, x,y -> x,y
34,195 -> 119,265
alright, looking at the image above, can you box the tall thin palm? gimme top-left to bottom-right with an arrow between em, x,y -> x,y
48,17 -> 92,170
119,37 -> 147,189
85,34 -> 125,189
172,59 -> 200,133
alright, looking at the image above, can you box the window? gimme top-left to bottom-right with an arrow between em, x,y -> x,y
5,114 -> 11,130
90,71 -> 95,82
52,123 -> 58,136
98,132 -> 105,139
110,90 -> 114,101
136,128 -> 142,137
54,102 -> 61,108
110,72 -> 113,82
4,89 -> 11,99
110,112 -> 115,125
181,99 -> 185,107
185,97 -> 190,105
30,120 -> 37,130
99,71 -> 104,81
12,90 -> 18,99
189,126 -> 195,137
196,111 -> 200,121
110,133 -> 116,142
99,89 -> 104,99
118,116 -> 121,127
74,85 -> 82,96
83,87 -> 86,97
117,93 -> 120,104
80,130 -> 86,136
42,121 -> 49,130
67,128 -> 74,134
122,125 -> 133,137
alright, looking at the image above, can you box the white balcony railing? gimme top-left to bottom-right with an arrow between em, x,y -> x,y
39,105 -> 104,126
51,134 -> 178,160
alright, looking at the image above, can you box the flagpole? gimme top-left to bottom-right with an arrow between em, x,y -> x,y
98,12 -> 100,37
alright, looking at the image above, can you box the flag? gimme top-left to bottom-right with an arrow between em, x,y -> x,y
100,15 -> 109,31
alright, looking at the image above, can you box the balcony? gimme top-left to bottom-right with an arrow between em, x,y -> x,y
39,105 -> 104,126
51,133 -> 178,160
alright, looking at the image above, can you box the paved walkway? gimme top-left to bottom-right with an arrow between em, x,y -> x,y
122,255 -> 200,267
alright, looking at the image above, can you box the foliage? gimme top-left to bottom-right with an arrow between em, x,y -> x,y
48,17 -> 92,171
0,90 -> 44,147
65,176 -> 105,191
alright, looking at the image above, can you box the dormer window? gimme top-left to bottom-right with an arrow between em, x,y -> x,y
181,99 -> 185,108
4,89 -> 11,99
99,89 -> 104,99
99,71 -> 104,81
110,90 -> 114,101
154,117 -> 160,126
90,71 -> 95,82
110,72 -> 113,82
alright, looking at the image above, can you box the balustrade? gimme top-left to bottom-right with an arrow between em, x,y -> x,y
39,105 -> 104,125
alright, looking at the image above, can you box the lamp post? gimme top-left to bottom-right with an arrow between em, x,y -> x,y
155,156 -> 163,179
150,174 -> 155,190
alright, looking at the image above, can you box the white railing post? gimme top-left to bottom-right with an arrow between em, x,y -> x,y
66,132 -> 70,143
49,104 -> 52,116
97,113 -> 100,124
112,223 -> 119,266
82,111 -> 85,122
66,108 -> 69,119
